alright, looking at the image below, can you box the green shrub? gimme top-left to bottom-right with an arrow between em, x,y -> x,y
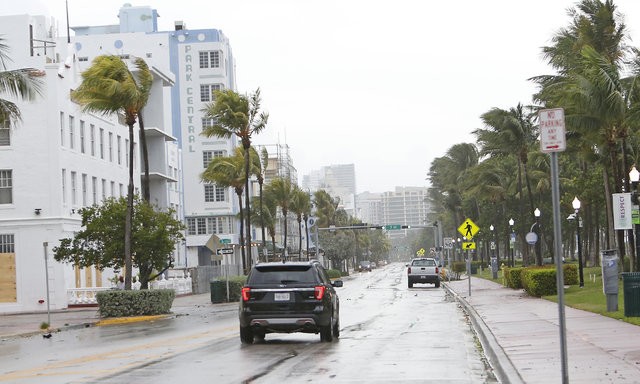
521,269 -> 556,297
96,289 -> 175,318
563,264 -> 578,285
504,267 -> 524,289
327,269 -> 342,279
452,261 -> 466,273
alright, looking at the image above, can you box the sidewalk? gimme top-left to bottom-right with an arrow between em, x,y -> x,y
444,277 -> 640,384
0,293 -> 217,340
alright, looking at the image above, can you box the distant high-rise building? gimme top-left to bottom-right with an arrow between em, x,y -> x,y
381,187 -> 430,239
303,164 -> 356,216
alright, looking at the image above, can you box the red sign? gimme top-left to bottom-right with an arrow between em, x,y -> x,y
539,108 -> 566,153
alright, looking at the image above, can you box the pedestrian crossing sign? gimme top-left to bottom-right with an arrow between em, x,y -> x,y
458,218 -> 479,240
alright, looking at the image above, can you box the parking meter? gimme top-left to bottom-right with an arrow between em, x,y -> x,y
600,249 -> 619,312
491,257 -> 498,279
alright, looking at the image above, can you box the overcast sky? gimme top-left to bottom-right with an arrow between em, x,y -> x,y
6,0 -> 640,193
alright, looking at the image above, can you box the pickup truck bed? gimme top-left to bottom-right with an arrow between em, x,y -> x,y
407,257 -> 440,288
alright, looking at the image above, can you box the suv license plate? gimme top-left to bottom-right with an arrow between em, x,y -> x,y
420,276 -> 426,279
274,292 -> 290,301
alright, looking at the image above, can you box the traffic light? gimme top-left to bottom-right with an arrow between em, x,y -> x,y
401,225 -> 411,229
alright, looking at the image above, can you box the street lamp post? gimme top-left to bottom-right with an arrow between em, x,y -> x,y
509,218 -> 515,267
572,197 -> 584,287
490,225 -> 497,278
630,166 -> 640,273
534,208 -> 542,266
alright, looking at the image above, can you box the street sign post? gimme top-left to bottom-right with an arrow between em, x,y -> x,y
539,108 -> 566,153
458,218 -> 479,240
384,224 -> 401,230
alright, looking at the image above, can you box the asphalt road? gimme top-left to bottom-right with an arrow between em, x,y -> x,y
0,263 -> 497,383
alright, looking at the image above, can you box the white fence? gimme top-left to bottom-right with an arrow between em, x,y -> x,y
66,271 -> 193,306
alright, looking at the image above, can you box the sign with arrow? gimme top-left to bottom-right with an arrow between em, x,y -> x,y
462,242 -> 476,250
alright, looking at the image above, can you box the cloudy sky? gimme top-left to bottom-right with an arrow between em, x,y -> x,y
6,0 -> 640,193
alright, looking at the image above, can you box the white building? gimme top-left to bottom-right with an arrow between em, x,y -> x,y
0,3 -> 244,313
302,164 -> 356,216
381,187 -> 430,240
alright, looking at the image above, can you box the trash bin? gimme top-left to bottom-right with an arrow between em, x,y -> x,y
622,272 -> 640,317
470,263 -> 478,274
210,280 -> 226,303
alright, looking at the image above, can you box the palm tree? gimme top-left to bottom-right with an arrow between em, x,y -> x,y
0,36 -> 44,126
290,186 -> 311,259
201,89 -> 269,265
72,55 -> 151,290
265,177 -> 293,259
259,147 -> 270,248
201,149 -> 247,271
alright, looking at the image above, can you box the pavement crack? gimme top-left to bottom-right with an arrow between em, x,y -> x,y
242,351 -> 298,383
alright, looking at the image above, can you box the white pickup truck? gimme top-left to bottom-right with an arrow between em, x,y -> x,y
407,257 -> 440,288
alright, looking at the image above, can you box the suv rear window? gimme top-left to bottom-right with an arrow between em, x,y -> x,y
248,265 -> 318,284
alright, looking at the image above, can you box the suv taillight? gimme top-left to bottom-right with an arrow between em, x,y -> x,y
241,287 -> 251,301
407,267 -> 411,274
435,267 -> 439,274
314,286 -> 326,300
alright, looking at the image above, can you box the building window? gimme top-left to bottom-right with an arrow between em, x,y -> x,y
125,139 -> 129,167
186,216 -> 231,235
61,169 -> 67,205
200,83 -> 223,102
71,171 -> 77,205
101,179 -> 106,201
204,184 -> 226,202
110,181 -> 115,197
117,135 -> 122,165
90,124 -> 96,156
119,183 -> 124,197
60,112 -> 65,146
99,128 -> 104,159
108,132 -> 113,162
69,115 -> 75,149
0,234 -> 14,253
92,177 -> 97,205
0,170 -> 12,204
80,120 -> 86,154
0,119 -> 10,146
202,117 -> 215,130
82,173 -> 87,206
202,150 -> 225,168
199,50 -> 220,69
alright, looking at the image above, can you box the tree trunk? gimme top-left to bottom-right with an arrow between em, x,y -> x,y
236,190 -> 246,273
243,145 -> 252,268
124,124 -> 135,290
138,112 -> 150,202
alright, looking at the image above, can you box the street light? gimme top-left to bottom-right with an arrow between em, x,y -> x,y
572,197 -> 584,287
630,166 -> 640,273
509,218 -> 515,267
534,208 -> 542,266
489,225 -> 497,278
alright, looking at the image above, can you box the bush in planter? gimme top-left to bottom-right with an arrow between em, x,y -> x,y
96,289 -> 175,318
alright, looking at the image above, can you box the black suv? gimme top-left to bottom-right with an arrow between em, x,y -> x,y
238,260 -> 343,344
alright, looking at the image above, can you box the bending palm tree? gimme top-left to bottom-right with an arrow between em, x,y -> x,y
0,37 -> 43,126
72,55 -> 152,290
201,149 -> 247,271
201,89 -> 269,267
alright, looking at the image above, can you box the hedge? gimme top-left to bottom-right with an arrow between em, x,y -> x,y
96,289 -> 175,318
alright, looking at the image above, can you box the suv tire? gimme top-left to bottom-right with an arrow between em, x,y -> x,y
240,326 -> 254,344
320,314 -> 334,342
332,318 -> 340,339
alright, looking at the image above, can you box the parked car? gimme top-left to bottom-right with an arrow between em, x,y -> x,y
238,260 -> 343,344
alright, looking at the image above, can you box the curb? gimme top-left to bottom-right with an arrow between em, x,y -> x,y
443,281 -> 524,384
96,314 -> 173,326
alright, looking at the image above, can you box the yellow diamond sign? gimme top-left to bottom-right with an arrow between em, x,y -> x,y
458,218 -> 479,240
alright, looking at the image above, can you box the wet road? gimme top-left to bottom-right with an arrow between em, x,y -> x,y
0,263 -> 497,383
